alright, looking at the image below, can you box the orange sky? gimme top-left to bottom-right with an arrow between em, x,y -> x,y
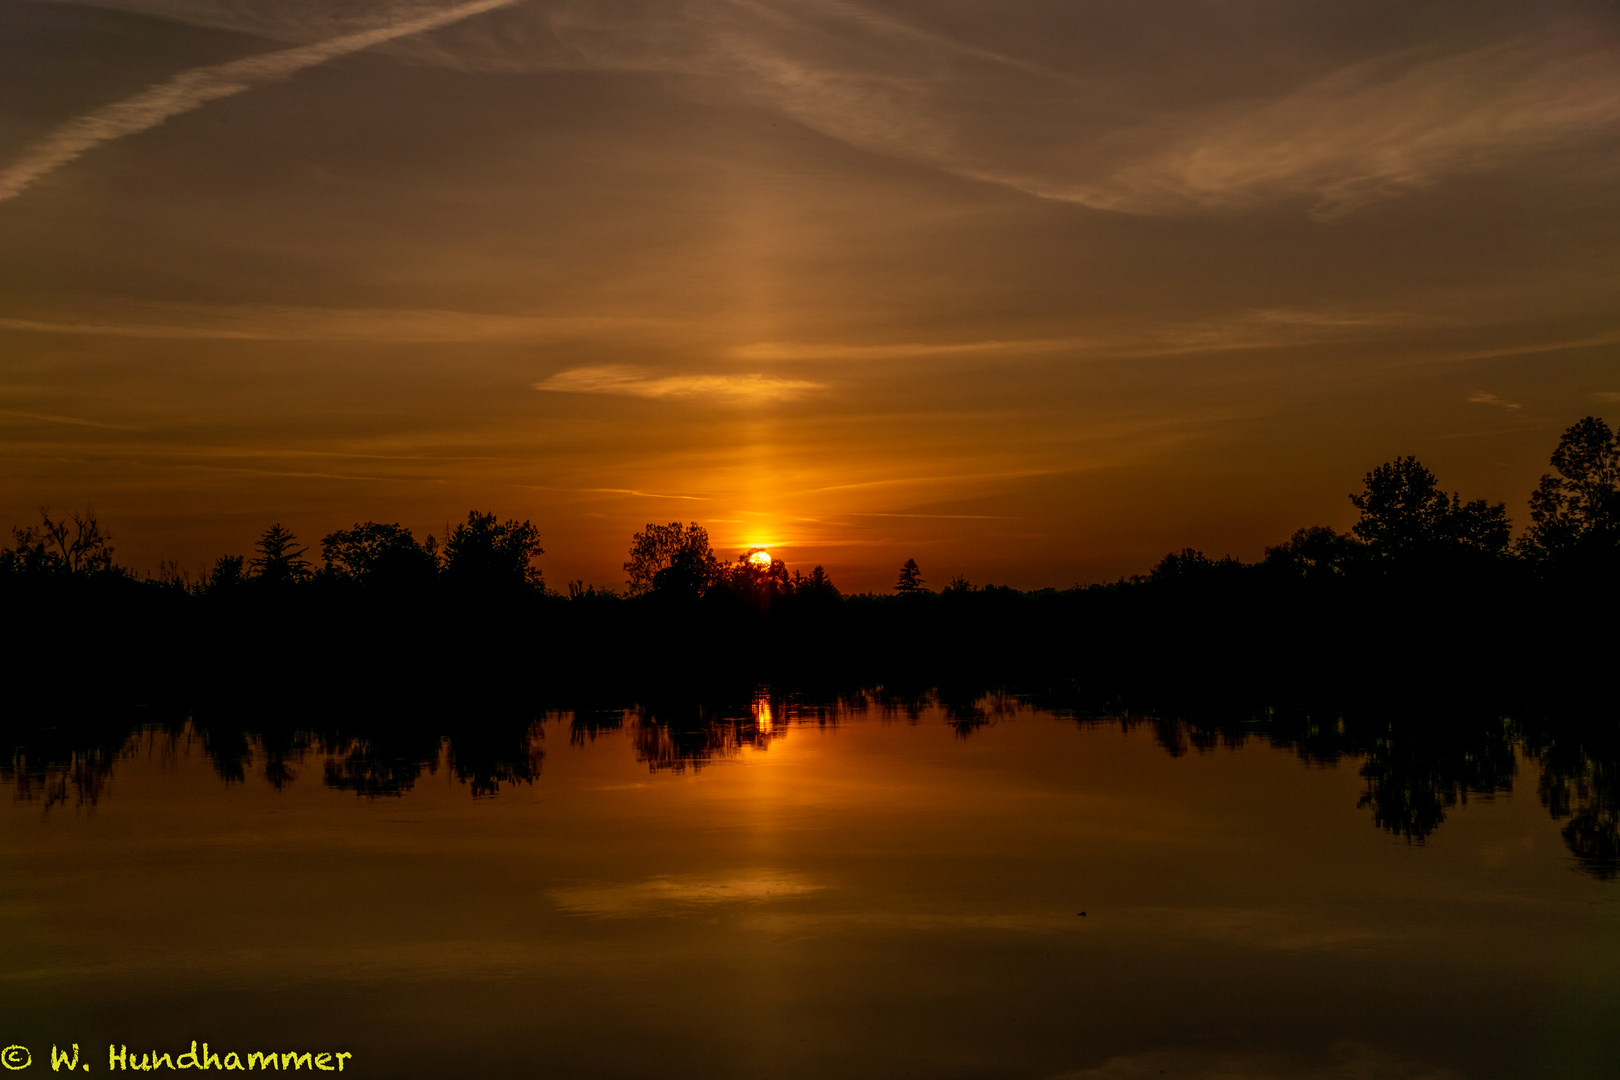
2,0 -> 1618,590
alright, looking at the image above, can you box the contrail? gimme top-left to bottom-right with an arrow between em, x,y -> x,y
0,0 -> 518,204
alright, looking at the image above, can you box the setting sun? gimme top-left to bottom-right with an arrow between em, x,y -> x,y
747,549 -> 773,568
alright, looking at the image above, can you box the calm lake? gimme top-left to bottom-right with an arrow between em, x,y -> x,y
3,697 -> 1616,1079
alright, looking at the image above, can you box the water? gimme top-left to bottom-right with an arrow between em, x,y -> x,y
2,700 -> 1617,1079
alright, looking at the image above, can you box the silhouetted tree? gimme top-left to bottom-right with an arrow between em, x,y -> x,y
725,549 -> 791,604
206,555 -> 246,592
624,522 -> 721,596
321,522 -> 438,588
442,511 -> 543,593
1350,457 -> 1451,556
249,524 -> 310,584
1523,416 -> 1619,570
798,564 -> 840,598
566,579 -> 617,600
1263,525 -> 1356,578
1446,497 -> 1514,557
1349,457 -> 1510,563
150,559 -> 192,590
895,558 -> 926,594
4,507 -> 116,575
1150,548 -> 1243,581
945,574 -> 974,593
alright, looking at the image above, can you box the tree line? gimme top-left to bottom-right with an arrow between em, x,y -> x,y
0,414 -> 1615,721
0,413 -> 1613,705
4,415 -> 1616,599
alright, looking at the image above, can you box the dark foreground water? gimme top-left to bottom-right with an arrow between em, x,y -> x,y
2,701 -> 1617,1079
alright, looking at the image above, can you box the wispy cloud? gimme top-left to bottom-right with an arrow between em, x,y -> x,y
0,408 -> 141,431
730,338 -> 1083,362
550,871 -> 820,917
732,308 -> 1425,366
581,487 -> 706,500
0,305 -> 1415,355
0,308 -> 665,342
534,366 -> 823,401
1046,38 -> 1620,219
800,468 -> 1066,496
1467,390 -> 1522,410
1125,308 -> 1424,354
45,2 -> 1613,220
525,485 -> 709,501
0,0 -> 518,204
0,316 -> 268,340
847,512 -> 1013,520
478,6 -> 1620,220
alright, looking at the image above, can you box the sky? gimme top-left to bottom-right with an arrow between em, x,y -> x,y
2,0 -> 1617,591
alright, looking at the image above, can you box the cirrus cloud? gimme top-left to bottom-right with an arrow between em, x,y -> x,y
0,0 -> 519,204
13,1 -> 1619,221
1467,390 -> 1522,410
534,366 -> 823,401
1056,38 -> 1620,220
549,870 -> 821,917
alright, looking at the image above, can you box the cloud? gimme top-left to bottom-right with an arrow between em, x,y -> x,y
452,6 -> 1620,220
731,308 -> 1426,366
1060,39 -> 1620,219
578,487 -> 706,500
0,308 -> 667,342
29,0 -> 484,42
798,468 -> 1066,496
0,409 -> 141,431
1595,392 -> 1620,403
549,871 -> 821,917
28,2 -> 1614,219
848,512 -> 1013,520
1467,390 -> 1522,410
1140,308 -> 1421,353
0,304 -> 1421,356
730,338 -> 1084,362
0,0 -> 518,204
525,485 -> 709,500
534,366 -> 823,401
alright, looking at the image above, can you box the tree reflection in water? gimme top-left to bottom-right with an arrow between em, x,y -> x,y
1048,701 -> 1619,881
3,688 -> 1616,879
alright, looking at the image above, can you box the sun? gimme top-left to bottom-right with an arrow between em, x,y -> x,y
747,549 -> 773,568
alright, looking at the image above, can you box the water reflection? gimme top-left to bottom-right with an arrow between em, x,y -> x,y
3,688 -> 1617,879
1057,702 -> 1618,881
570,695 -> 791,774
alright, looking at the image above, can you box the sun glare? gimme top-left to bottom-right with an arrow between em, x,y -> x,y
748,549 -> 773,568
